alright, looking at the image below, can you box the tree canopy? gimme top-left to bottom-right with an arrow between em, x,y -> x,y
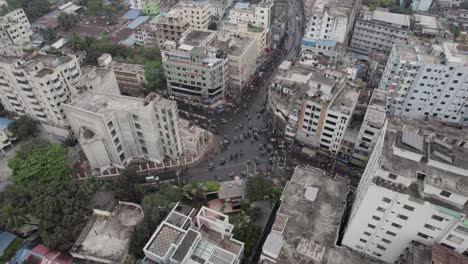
111,167 -> 144,203
57,12 -> 78,31
7,116 -> 39,141
246,176 -> 273,201
8,139 -> 71,186
2,0 -> 51,20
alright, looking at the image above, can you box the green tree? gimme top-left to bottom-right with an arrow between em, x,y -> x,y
86,0 -> 103,16
208,21 -> 218,30
29,181 -> 89,249
24,0 -> 51,20
246,176 -> 273,201
112,167 -> 144,203
183,181 -> 207,204
57,12 -> 78,31
144,60 -> 165,93
204,181 -> 221,192
450,25 -> 461,38
8,140 -> 70,186
38,27 -> 57,42
7,116 -> 39,141
0,203 -> 31,232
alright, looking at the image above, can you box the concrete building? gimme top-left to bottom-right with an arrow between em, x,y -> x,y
294,76 -> 360,154
260,166 -> 379,264
179,118 -> 209,157
304,0 -> 355,48
97,53 -> 147,97
350,8 -> 410,55
221,21 -> 269,58
209,30 -> 259,93
436,0 -> 464,8
0,8 -> 32,49
143,203 -> 244,264
350,90 -> 387,167
173,1 -> 213,30
0,52 -> 81,138
342,117 -> 468,263
410,0 -> 434,11
71,192 -> 143,263
228,1 -> 273,30
413,15 -> 453,42
379,42 -> 468,125
148,10 -> 190,47
62,93 -> 183,171
163,30 -> 227,105
0,117 -> 14,154
207,0 -> 233,20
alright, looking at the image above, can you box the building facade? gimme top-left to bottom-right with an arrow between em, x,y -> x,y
350,90 -> 387,167
0,52 -> 81,137
342,118 -> 468,263
173,2 -> 213,30
379,43 -> 468,125
150,10 -> 190,47
228,1 -> 273,29
0,8 -> 32,49
350,8 -> 410,55
63,93 -> 183,171
163,30 -> 227,104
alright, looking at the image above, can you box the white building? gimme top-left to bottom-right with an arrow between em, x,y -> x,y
173,1 -> 213,30
379,43 -> 468,125
350,8 -> 410,55
228,1 -> 273,30
0,52 -> 82,138
295,77 -> 360,154
0,117 -> 14,154
208,0 -> 233,20
221,21 -> 269,58
163,29 -> 227,104
62,93 -> 183,171
0,8 -> 32,49
144,203 -> 244,264
342,117 -> 468,263
350,90 -> 387,167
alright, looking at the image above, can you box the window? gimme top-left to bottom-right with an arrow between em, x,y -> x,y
424,224 -> 436,230
372,216 -> 381,221
440,190 -> 451,197
114,138 -> 119,144
364,231 -> 371,236
403,205 -> 415,211
368,224 -> 376,229
372,252 -> 382,257
119,153 -> 125,161
359,238 -> 367,243
455,225 -> 468,236
381,238 -> 391,244
432,215 -> 444,222
397,214 -> 408,220
391,223 -> 402,229
447,234 -> 464,244
135,123 -> 141,130
107,121 -> 113,128
386,231 -> 396,236
388,173 -> 398,180
137,131 -> 144,138
376,244 -> 386,251
132,114 -> 139,121
382,197 -> 391,203
376,207 -> 386,213
417,232 -> 429,239
142,147 -> 148,154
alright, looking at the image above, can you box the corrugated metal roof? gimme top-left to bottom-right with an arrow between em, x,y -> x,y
0,117 -> 12,131
126,16 -> 150,29
0,231 -> 17,256
122,9 -> 142,20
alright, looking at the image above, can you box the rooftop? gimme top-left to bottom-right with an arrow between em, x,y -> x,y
218,179 -> 246,200
414,14 -> 438,30
265,166 -> 377,264
394,43 -> 468,65
329,81 -> 359,113
70,202 -> 143,263
372,10 -> 410,27
378,117 -> 468,206
209,35 -> 256,57
104,60 -> 145,73
180,29 -> 215,47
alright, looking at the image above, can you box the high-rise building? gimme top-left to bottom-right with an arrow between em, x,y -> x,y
379,42 -> 468,125
0,8 -> 32,49
147,10 -> 190,47
228,0 -> 273,30
350,8 -> 410,55
62,93 -> 183,171
342,117 -> 468,263
163,29 -> 227,104
173,1 -> 213,30
0,52 -> 81,137
350,90 -> 387,167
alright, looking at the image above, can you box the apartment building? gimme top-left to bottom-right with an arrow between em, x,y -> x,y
130,0 -> 177,14
305,0 -> 354,45
379,42 -> 468,125
350,90 -> 387,167
0,8 -> 32,49
163,30 -> 227,104
261,166 -> 378,264
62,93 -> 183,171
342,117 -> 468,263
295,77 -> 360,154
208,0 -> 233,20
221,21 -> 269,57
350,8 -> 410,55
150,10 -> 190,47
0,52 -> 81,138
228,1 -> 273,30
0,117 -> 14,154
143,203 -> 244,264
97,53 -> 147,97
210,31 -> 259,93
173,1 -> 213,30
436,0 -> 465,8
